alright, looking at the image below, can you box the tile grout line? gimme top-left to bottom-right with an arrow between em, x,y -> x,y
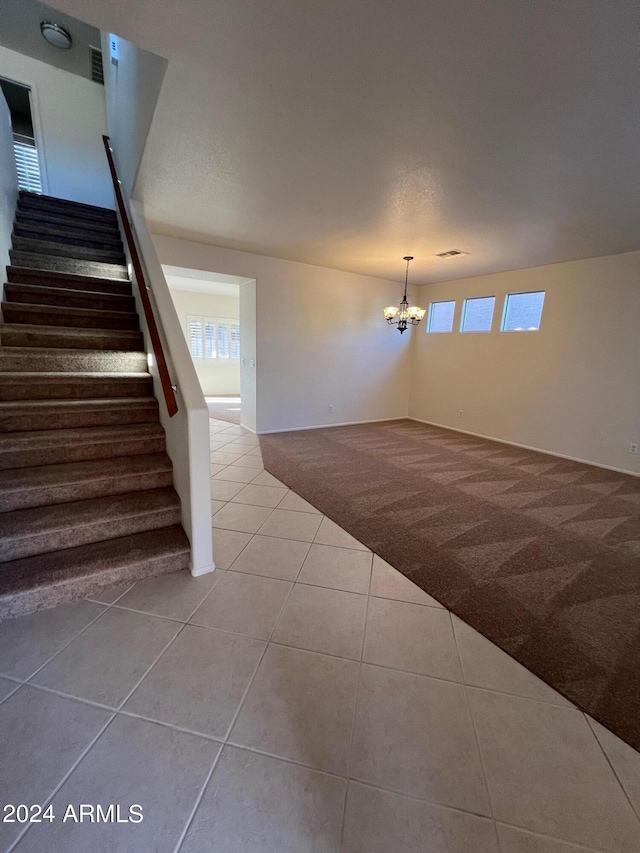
450,610 -> 498,827
584,714 -> 640,825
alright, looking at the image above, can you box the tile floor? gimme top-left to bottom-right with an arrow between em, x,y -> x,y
0,417 -> 638,852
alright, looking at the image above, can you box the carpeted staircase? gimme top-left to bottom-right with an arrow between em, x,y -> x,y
0,191 -> 190,620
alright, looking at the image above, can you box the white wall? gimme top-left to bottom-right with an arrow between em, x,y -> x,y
0,89 -> 18,281
151,235 -> 413,433
168,289 -> 241,396
0,46 -> 112,208
239,280 -> 257,432
100,34 -> 167,199
409,251 -> 640,475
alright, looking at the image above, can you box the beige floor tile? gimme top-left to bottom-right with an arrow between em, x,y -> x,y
350,664 -> 490,814
232,455 -> 265,469
190,571 -> 292,640
15,715 -> 220,853
209,441 -> 230,452
452,616 -> 572,706
212,502 -> 273,533
363,598 -> 462,681
228,435 -> 260,447
272,584 -> 367,660
209,462 -> 227,476
468,688 -> 640,851
114,570 -> 223,622
124,625 -> 265,739
31,608 -> 180,708
252,470 -> 288,488
211,499 -> 226,515
588,717 -> 640,819
495,825 -> 601,853
210,450 -> 246,465
230,534 -> 310,580
298,543 -> 372,593
342,781 -> 500,853
314,517 -> 369,551
181,746 -> 346,853
229,644 -> 359,775
212,529 -> 252,568
370,555 -> 443,606
278,491 -> 321,513
231,483 -> 288,508
211,478 -> 246,501
213,465 -> 261,483
0,600 -> 104,681
246,447 -> 263,458
0,686 -> 111,850
86,582 -> 133,605
259,508 -> 323,542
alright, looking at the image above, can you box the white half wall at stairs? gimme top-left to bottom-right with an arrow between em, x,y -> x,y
129,201 -> 214,575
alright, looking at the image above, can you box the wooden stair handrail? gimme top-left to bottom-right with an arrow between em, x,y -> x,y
102,135 -> 178,417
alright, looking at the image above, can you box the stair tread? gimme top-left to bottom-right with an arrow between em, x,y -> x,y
7,266 -> 132,292
0,422 -> 164,451
0,396 -> 157,411
5,282 -> 132,301
12,236 -> 126,263
19,191 -> 117,217
2,301 -> 138,319
0,323 -> 141,339
10,251 -> 128,279
0,526 -> 190,617
0,486 -> 179,538
0,453 -> 171,492
0,371 -> 150,380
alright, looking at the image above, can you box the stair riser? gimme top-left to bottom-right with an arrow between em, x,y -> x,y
0,505 -> 181,562
13,222 -> 122,246
2,304 -> 139,331
0,350 -> 147,374
0,403 -> 158,432
18,197 -> 117,224
9,251 -> 128,280
12,236 -> 125,265
4,284 -> 135,313
6,267 -> 132,297
0,528 -> 189,621
1,434 -> 166,470
0,325 -> 144,352
0,469 -> 173,512
0,377 -> 152,401
16,210 -> 121,237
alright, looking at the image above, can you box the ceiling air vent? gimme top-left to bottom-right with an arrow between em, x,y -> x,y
435,249 -> 469,258
89,46 -> 104,84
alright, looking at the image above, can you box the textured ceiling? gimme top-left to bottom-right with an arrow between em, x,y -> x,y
47,0 -> 639,283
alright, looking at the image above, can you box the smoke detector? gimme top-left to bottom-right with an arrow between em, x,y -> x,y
435,249 -> 469,258
40,22 -> 73,50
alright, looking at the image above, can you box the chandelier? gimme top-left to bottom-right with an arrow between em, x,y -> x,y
383,256 -> 425,333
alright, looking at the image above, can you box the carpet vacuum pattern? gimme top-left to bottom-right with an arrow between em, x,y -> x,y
261,419 -> 640,751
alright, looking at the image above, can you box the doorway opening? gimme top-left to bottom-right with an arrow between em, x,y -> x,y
0,78 -> 42,193
163,265 -> 257,431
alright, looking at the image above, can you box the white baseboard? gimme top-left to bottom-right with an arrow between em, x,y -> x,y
240,423 -> 257,434
257,416 -> 408,435
190,561 -> 216,577
407,417 -> 639,478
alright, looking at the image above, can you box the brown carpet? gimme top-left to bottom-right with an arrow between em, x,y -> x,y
261,419 -> 640,751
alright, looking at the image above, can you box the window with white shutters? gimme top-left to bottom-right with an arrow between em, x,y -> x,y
187,316 -> 240,360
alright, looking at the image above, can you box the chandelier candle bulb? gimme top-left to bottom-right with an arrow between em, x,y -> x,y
383,256 -> 425,333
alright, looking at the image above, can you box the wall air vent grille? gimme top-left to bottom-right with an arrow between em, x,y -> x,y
435,249 -> 469,258
90,47 -> 104,84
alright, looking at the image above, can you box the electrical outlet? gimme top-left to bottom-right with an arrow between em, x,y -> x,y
458,410 -> 463,418
328,405 -> 333,413
630,443 -> 639,455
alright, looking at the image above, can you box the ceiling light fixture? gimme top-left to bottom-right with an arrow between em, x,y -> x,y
383,256 -> 425,334
40,21 -> 73,50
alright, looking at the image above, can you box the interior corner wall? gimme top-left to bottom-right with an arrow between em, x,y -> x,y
409,251 -> 640,475
0,89 -> 18,280
0,45 -> 112,208
168,289 -> 241,396
100,34 -> 167,199
150,234 -> 413,433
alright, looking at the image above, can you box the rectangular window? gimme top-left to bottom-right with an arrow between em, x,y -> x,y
460,296 -> 495,333
187,316 -> 240,360
427,300 -> 456,333
501,291 -> 545,331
